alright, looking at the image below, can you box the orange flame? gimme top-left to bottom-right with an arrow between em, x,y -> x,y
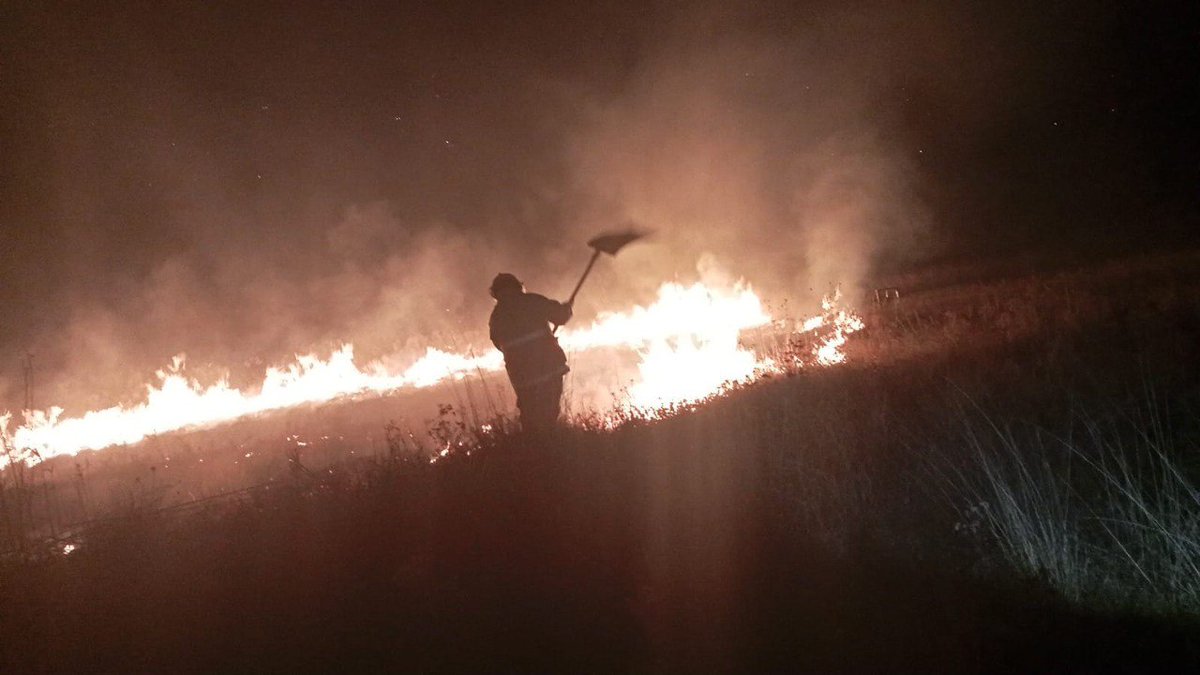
1,280 -> 863,463
805,288 -> 867,366
563,281 -> 773,410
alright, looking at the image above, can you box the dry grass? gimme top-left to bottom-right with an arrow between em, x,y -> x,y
2,249 -> 1199,670
939,384 -> 1200,612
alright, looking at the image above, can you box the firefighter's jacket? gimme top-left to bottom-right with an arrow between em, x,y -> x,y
489,292 -> 572,387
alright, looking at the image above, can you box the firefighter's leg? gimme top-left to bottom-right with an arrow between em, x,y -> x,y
513,383 -> 542,431
541,376 -> 564,426
515,377 -> 563,431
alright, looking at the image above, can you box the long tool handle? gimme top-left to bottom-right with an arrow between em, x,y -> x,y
567,249 -> 602,306
554,249 -> 602,335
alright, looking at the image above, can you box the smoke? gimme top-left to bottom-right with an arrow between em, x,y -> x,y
560,7 -> 935,310
2,1 -> 1060,413
17,203 -> 520,412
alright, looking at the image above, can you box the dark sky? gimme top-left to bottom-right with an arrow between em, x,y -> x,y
1,1 -> 1197,411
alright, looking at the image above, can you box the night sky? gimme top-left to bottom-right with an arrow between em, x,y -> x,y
1,1 -> 1197,411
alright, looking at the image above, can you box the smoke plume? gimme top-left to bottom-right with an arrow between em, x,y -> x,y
3,1 -> 1117,412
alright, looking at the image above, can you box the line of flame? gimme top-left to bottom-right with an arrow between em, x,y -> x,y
1,281 -> 861,464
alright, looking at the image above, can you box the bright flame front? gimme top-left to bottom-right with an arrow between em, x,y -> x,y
563,281 -> 773,410
1,279 -> 863,463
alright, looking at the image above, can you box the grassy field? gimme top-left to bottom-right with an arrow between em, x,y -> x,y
2,250 -> 1199,671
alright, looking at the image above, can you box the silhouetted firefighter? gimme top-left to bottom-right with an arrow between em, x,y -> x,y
488,273 -> 572,430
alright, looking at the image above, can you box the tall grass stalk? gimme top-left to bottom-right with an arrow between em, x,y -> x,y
945,388 -> 1200,613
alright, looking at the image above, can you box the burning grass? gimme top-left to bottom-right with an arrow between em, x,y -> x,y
2,251 -> 1200,670
3,278 -> 804,462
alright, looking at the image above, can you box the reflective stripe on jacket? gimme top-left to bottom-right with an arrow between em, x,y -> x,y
489,292 -> 571,387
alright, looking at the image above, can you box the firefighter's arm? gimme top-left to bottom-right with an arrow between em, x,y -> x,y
547,297 -> 573,326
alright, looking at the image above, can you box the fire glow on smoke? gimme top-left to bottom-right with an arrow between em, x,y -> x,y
1,280 -> 862,463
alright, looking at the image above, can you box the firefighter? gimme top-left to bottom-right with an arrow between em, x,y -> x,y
488,273 -> 572,430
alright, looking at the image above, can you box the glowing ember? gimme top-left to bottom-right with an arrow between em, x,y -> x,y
0,279 -> 863,464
